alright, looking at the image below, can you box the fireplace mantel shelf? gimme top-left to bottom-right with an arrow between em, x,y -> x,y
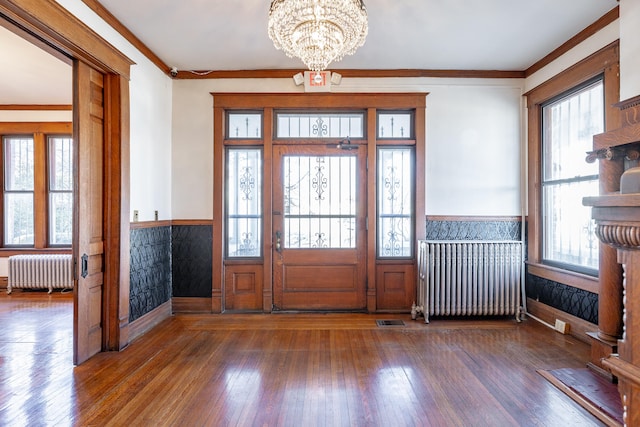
584,193 -> 640,208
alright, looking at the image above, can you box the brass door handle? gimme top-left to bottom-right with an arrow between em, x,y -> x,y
275,231 -> 282,253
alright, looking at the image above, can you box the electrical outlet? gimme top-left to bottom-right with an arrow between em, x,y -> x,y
554,319 -> 570,334
154,210 -> 158,221
133,210 -> 139,222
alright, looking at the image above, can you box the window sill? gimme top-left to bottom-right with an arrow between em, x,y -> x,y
0,248 -> 72,257
526,262 -> 599,294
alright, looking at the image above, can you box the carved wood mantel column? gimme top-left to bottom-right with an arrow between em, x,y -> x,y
586,95 -> 640,372
584,194 -> 640,426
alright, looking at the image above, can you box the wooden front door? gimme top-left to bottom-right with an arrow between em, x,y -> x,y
272,145 -> 367,310
73,62 -> 105,364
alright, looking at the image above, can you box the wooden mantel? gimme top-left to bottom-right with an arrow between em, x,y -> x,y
584,193 -> 640,426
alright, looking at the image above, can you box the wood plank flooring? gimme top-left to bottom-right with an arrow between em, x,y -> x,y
0,291 -> 607,426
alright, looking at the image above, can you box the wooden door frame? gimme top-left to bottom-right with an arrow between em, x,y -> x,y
212,93 -> 426,313
0,1 -> 133,356
271,144 -> 368,311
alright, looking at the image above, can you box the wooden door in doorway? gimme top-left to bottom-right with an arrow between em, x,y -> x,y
272,145 -> 367,310
73,62 -> 105,364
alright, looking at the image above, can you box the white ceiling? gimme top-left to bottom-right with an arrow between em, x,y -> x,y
0,25 -> 72,105
0,0 -> 619,105
99,0 -> 618,71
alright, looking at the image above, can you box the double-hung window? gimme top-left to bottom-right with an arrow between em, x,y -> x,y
541,78 -> 603,274
1,126 -> 73,248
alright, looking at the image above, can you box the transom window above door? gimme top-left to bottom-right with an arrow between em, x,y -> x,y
275,112 -> 364,138
227,112 -> 263,139
377,112 -> 414,139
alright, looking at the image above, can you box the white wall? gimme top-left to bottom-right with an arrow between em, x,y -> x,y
425,83 -> 522,216
171,77 -> 524,219
0,110 -> 72,122
57,0 -> 173,222
620,0 -> 640,100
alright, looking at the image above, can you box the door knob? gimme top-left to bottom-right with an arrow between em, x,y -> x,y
275,231 -> 282,253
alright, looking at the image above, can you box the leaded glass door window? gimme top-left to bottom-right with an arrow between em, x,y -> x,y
283,155 -> 356,249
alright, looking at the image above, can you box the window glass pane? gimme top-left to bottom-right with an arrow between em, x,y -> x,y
48,136 -> 73,246
227,148 -> 262,257
283,155 -> 356,249
542,79 -> 603,272
5,193 -> 34,245
49,136 -> 73,191
227,113 -> 262,139
276,113 -> 364,138
543,81 -> 602,181
378,113 -> 413,139
49,192 -> 73,245
543,179 -> 599,270
4,136 -> 34,246
378,148 -> 413,257
4,137 -> 34,191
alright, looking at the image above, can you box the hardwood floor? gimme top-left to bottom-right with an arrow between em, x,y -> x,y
0,291 -> 606,426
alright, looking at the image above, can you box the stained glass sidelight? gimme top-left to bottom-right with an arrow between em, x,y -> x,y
377,148 -> 413,257
227,148 -> 262,257
283,155 -> 356,249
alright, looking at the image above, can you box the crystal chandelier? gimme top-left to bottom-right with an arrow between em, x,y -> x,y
268,0 -> 368,72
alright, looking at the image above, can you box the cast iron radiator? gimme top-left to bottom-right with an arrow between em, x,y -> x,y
7,254 -> 73,294
412,240 -> 523,323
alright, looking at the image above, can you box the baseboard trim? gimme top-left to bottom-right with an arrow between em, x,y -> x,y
526,298 -> 598,344
172,297 -> 212,313
128,300 -> 172,342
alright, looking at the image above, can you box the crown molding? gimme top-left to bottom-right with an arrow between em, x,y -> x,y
81,0 -> 169,74
525,6 -> 619,77
176,68 -> 524,80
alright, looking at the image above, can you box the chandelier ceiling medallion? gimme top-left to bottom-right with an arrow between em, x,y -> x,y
268,0 -> 368,72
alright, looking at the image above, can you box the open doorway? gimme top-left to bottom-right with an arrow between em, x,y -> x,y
0,23 -> 74,358
0,0 -> 132,365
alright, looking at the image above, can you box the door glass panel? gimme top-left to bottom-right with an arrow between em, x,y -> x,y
227,148 -> 262,257
283,155 -> 356,249
378,148 -> 413,257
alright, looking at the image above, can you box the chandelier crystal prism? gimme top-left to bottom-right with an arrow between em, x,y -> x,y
268,0 -> 368,72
